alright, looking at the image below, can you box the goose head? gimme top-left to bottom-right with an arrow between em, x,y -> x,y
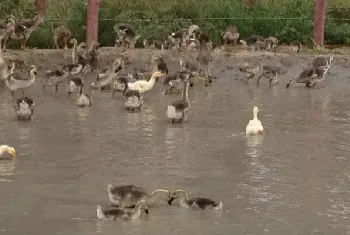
0,145 -> 16,158
28,65 -> 38,76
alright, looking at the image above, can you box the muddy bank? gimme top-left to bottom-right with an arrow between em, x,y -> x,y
1,48 -> 349,86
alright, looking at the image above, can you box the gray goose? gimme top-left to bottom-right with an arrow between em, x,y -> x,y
107,183 -> 171,208
6,64 -> 37,99
67,65 -> 91,97
168,189 -> 223,211
96,200 -> 149,221
256,65 -> 283,86
166,79 -> 190,123
160,71 -> 191,95
286,67 -> 327,88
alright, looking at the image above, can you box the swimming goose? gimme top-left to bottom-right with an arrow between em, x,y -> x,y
286,67 -> 327,88
167,79 -> 190,123
96,199 -> 149,221
0,145 -> 16,158
14,96 -> 35,120
67,65 -> 91,97
160,71 -> 191,95
77,93 -> 93,107
246,106 -> 264,135
6,65 -> 37,99
168,189 -> 223,211
126,71 -> 164,94
42,69 -> 69,93
107,183 -> 171,208
121,79 -> 143,111
90,57 -> 124,90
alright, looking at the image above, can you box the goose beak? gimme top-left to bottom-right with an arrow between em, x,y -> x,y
167,197 -> 175,205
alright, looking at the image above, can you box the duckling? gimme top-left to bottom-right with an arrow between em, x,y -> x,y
90,57 -> 124,90
96,199 -> 149,221
166,79 -> 190,123
286,67 -> 327,88
42,69 -> 69,93
237,62 -> 260,84
122,80 -> 143,112
52,24 -> 72,50
107,183 -> 171,208
77,93 -> 93,107
126,71 -> 164,94
0,145 -> 16,158
6,65 -> 37,99
256,65 -> 282,86
246,106 -> 264,135
168,189 -> 223,211
67,65 -> 91,97
14,96 -> 34,120
160,71 -> 190,95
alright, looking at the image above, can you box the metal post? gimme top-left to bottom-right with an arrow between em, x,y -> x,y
313,0 -> 325,46
87,0 -> 100,46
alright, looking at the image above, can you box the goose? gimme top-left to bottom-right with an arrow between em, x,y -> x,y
52,24 -> 72,50
111,74 -> 134,97
6,65 -> 37,99
90,57 -> 124,90
256,65 -> 282,86
237,62 -> 260,84
107,183 -> 171,208
67,65 -> 91,97
246,106 -> 264,135
77,93 -> 93,107
166,79 -> 190,123
96,199 -> 149,221
167,189 -> 223,211
42,69 -> 69,93
0,59 -> 15,87
14,96 -> 35,120
312,56 -> 333,77
126,71 -> 164,94
0,145 -> 16,158
160,71 -> 190,95
121,79 -> 143,111
286,67 -> 327,88
62,63 -> 84,76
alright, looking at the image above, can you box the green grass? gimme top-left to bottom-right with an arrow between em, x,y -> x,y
1,0 -> 350,48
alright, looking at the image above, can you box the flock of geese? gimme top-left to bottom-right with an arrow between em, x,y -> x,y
0,13 -> 336,222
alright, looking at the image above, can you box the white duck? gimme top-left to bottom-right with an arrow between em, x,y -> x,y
245,106 -> 264,135
127,71 -> 164,94
0,145 -> 16,158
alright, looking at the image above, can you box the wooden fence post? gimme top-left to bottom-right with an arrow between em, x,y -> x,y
87,0 -> 100,46
313,0 -> 326,46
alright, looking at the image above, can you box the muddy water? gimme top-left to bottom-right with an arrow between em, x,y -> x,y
0,52 -> 350,235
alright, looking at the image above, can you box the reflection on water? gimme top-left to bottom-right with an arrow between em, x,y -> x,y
0,56 -> 349,234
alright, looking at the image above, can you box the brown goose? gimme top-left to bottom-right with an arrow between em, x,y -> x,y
286,67 -> 327,88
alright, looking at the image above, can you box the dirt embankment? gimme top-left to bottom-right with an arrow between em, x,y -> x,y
1,47 -> 349,78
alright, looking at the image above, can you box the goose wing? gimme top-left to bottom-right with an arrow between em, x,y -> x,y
101,206 -> 125,217
299,68 -> 316,78
10,72 -> 27,81
171,100 -> 188,111
110,185 -> 147,199
69,77 -> 83,86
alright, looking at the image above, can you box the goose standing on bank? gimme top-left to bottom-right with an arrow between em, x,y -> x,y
14,96 -> 35,120
96,199 -> 149,221
107,183 -> 171,208
166,79 -> 190,123
246,106 -> 264,135
0,145 -> 16,158
168,189 -> 223,211
6,65 -> 37,99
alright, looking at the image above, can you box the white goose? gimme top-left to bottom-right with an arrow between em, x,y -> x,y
0,145 -> 16,158
127,71 -> 164,94
245,106 -> 264,135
